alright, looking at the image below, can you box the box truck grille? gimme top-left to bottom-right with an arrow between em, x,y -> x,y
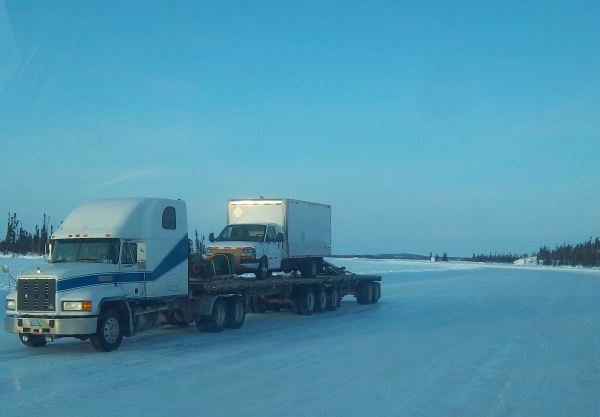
17,278 -> 56,312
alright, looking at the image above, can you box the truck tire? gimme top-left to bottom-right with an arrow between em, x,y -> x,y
251,296 -> 268,314
301,259 -> 317,278
91,308 -> 124,352
315,286 -> 327,313
201,297 -> 227,333
326,287 -> 339,311
19,333 -> 47,348
298,287 -> 315,316
371,282 -> 381,304
255,257 -> 269,280
358,282 -> 373,305
226,296 -> 246,329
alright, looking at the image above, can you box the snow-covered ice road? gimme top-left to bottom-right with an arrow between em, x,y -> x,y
1,257 -> 599,417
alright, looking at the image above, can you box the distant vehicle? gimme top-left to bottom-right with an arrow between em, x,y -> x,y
4,197 -> 381,352
208,198 -> 331,279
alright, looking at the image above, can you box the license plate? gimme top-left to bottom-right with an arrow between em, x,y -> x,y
29,319 -> 43,327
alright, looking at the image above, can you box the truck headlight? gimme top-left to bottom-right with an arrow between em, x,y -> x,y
241,247 -> 256,260
63,301 -> 92,311
6,299 -> 16,311
206,247 -> 213,256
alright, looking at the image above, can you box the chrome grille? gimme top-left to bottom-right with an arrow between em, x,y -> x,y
17,278 -> 56,312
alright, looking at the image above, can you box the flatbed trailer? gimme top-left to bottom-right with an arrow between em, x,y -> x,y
187,260 -> 382,330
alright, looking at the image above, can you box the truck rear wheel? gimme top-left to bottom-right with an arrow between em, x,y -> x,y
199,297 -> 228,332
315,286 -> 327,313
226,296 -> 246,329
91,309 -> 124,352
301,259 -> 318,278
19,333 -> 47,348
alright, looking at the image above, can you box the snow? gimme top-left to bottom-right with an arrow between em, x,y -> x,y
1,256 -> 600,416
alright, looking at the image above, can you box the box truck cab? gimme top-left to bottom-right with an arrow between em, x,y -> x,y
207,198 -> 331,279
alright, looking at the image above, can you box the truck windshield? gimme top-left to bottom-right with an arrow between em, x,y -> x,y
50,238 -> 120,264
216,225 -> 266,242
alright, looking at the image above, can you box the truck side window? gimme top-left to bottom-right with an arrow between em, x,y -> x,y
266,226 -> 277,242
162,206 -> 176,230
121,242 -> 137,264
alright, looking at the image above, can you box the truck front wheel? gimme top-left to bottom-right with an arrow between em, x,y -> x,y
91,309 -> 124,352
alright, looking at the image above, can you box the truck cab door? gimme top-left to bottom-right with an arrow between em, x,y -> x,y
264,225 -> 282,269
119,240 -> 146,297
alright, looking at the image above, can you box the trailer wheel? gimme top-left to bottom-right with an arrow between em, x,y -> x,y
201,298 -> 228,333
251,296 -> 268,314
226,296 -> 246,329
326,287 -> 339,311
90,308 -> 124,352
315,286 -> 327,313
359,282 -> 373,305
298,287 -> 315,315
371,282 -> 381,304
19,333 -> 47,348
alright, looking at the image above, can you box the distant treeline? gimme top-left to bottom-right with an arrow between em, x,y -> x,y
471,237 -> 600,267
538,238 -> 600,267
0,212 -> 53,256
470,252 -> 530,263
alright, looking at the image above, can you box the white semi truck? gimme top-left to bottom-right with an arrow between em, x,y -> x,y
207,198 -> 331,279
4,197 -> 382,352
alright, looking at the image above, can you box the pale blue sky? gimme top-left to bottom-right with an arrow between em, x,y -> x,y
1,1 -> 599,257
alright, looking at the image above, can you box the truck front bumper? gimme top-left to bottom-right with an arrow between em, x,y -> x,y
5,315 -> 98,336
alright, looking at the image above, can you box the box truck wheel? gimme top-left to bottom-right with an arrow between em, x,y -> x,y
91,308 -> 124,352
226,296 -> 246,329
315,286 -> 327,313
19,333 -> 47,348
255,257 -> 270,280
301,259 -> 318,278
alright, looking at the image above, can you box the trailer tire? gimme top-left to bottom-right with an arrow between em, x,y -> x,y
226,296 -> 246,329
251,296 -> 268,314
326,287 -> 339,311
356,283 -> 373,305
298,287 -> 315,316
315,286 -> 327,313
372,282 -> 381,304
19,333 -> 47,348
91,308 -> 124,352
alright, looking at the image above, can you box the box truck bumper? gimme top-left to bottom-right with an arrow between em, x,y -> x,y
5,315 -> 98,336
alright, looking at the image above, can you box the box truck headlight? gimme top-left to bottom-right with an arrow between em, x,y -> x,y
241,247 -> 256,260
206,247 -> 213,256
6,299 -> 16,311
63,301 -> 92,311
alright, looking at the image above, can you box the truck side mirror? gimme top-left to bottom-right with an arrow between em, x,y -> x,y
137,242 -> 147,267
277,232 -> 284,242
209,232 -> 215,242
